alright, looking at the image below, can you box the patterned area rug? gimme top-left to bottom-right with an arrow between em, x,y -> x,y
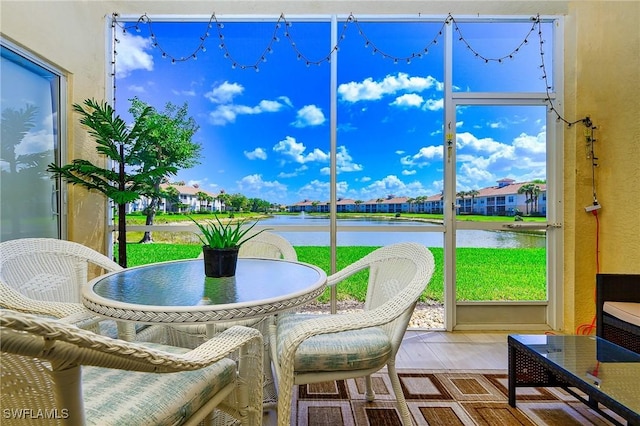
291,369 -> 624,425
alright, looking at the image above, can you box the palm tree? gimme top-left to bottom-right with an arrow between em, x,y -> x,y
531,185 -> 541,213
467,189 -> 479,214
354,199 -> 363,213
456,191 -> 467,213
47,99 -> 177,267
406,197 -> 415,213
162,185 -> 180,212
517,183 -> 536,215
196,191 -> 213,212
375,198 -> 384,213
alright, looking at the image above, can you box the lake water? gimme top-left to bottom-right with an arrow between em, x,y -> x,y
258,215 -> 546,248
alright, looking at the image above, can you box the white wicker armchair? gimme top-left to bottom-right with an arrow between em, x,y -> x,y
0,309 -> 263,426
0,238 -> 122,304
0,238 -> 162,341
269,242 -> 435,426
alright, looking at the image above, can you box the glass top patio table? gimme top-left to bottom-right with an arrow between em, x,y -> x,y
509,334 -> 640,416
82,258 -> 327,325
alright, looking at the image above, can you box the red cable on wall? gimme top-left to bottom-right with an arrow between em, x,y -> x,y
576,209 -> 600,335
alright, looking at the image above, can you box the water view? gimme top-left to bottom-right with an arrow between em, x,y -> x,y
258,215 -> 546,248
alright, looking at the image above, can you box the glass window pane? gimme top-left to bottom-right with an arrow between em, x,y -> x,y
1,45 -> 60,240
337,20 -> 445,210
453,21 -> 554,92
116,20 -> 331,242
455,105 -> 547,221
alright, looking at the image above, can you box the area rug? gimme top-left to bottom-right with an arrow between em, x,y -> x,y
291,369 -> 624,425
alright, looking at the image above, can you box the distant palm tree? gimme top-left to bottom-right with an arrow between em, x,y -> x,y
517,183 -> 536,215
163,185 -> 180,212
456,190 -> 468,213
468,189 -> 479,214
354,199 -> 363,212
407,197 -> 415,213
196,191 -> 213,212
531,185 -> 541,213
375,198 -> 384,213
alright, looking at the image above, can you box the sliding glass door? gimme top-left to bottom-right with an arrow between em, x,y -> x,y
1,39 -> 66,241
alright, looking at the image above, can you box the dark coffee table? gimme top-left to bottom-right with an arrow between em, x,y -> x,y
508,334 -> 640,425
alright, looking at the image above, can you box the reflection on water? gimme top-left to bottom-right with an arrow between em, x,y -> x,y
258,215 -> 545,248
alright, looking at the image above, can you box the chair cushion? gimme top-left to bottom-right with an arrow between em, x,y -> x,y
276,313 -> 392,373
604,302 -> 640,327
82,343 -> 236,426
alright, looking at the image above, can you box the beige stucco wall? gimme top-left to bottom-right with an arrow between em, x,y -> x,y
2,0 -> 638,331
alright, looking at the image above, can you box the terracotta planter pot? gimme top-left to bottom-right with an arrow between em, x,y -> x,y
202,246 -> 240,277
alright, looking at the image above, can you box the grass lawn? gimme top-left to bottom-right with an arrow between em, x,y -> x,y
121,243 -> 546,303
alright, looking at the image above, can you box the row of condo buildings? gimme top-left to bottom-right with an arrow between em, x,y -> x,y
128,178 -> 546,216
287,178 -> 546,216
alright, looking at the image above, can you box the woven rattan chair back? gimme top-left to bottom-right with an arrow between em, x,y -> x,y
0,238 -> 122,304
270,242 -> 435,426
0,309 -> 263,426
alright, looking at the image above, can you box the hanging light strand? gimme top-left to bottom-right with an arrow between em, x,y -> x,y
281,14 -> 352,66
533,14 -> 591,128
350,14 -> 450,64
449,14 -> 537,63
111,12 -> 595,129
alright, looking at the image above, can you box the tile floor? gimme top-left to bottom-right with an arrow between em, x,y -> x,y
261,330 -> 531,425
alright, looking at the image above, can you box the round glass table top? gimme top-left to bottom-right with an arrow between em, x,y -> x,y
83,258 -> 327,323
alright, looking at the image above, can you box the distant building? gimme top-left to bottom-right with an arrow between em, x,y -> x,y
287,179 -> 546,216
127,184 -> 225,214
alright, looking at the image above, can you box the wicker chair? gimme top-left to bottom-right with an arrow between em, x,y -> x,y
0,238 -> 161,341
269,242 -> 435,426
0,309 -> 263,426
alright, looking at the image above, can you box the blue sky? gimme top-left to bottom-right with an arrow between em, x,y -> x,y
115,17 -> 550,205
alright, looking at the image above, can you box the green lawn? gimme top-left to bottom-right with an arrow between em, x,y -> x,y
121,243 -> 546,303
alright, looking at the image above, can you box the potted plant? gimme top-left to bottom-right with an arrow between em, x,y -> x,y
190,215 -> 267,277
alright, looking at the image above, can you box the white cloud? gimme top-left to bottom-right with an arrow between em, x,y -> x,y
319,146 -> 363,174
205,82 -> 290,125
277,165 -> 308,179
115,32 -> 153,78
205,81 -> 244,104
456,132 -> 504,153
357,175 -> 431,200
273,136 -> 329,164
400,145 -> 443,168
338,72 -> 443,103
16,129 -> 53,156
454,129 -> 547,190
423,98 -> 444,111
172,89 -> 196,97
402,169 -> 417,175
244,147 -> 267,160
127,85 -> 146,94
292,105 -> 326,127
391,93 -> 424,108
236,174 -> 288,201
